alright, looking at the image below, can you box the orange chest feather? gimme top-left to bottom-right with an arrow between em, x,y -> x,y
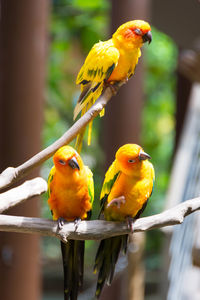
48,172 -> 91,221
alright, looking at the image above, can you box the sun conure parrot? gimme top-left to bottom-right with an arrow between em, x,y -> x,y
94,144 -> 155,298
74,20 -> 152,153
47,145 -> 94,300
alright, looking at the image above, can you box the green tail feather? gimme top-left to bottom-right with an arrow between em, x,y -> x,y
94,235 -> 128,298
61,240 -> 85,300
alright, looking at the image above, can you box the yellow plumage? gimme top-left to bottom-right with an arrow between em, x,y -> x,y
74,20 -> 152,152
100,143 -> 155,221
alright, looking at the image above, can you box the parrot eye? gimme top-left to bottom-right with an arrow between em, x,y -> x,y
134,28 -> 142,35
59,159 -> 66,165
128,159 -> 135,163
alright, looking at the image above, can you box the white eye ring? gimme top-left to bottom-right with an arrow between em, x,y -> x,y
134,28 -> 142,35
128,159 -> 135,163
59,159 -> 66,165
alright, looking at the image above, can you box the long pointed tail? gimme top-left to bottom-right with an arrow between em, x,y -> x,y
74,99 -> 94,153
61,240 -> 85,300
74,82 -> 104,152
94,235 -> 128,298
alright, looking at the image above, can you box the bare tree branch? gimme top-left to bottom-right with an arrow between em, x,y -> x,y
0,177 -> 47,213
0,84 -> 123,191
0,197 -> 199,242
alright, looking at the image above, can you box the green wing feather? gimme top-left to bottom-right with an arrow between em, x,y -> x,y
85,166 -> 94,206
85,165 -> 94,220
99,160 -> 120,215
47,166 -> 55,198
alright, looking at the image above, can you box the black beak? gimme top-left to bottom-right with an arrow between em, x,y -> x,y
68,157 -> 80,170
139,150 -> 151,161
142,31 -> 152,44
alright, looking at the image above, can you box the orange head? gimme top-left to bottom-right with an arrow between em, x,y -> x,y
116,144 -> 151,176
53,145 -> 83,177
112,20 -> 152,49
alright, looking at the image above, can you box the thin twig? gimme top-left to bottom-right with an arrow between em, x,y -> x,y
0,177 -> 47,213
0,84 -> 123,191
0,197 -> 199,242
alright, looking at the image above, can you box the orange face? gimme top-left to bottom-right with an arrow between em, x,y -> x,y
113,20 -> 152,48
116,144 -> 151,175
53,146 -> 83,176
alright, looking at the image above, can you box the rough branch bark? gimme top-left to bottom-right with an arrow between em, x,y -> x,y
0,197 -> 199,241
0,84 -> 123,191
0,177 -> 47,213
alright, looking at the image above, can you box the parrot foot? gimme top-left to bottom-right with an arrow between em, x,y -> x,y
74,217 -> 81,232
104,82 -> 119,95
106,196 -> 125,209
126,216 -> 135,233
121,77 -> 129,84
57,217 -> 66,230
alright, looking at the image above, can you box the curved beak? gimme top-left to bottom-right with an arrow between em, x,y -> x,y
68,157 -> 80,170
142,31 -> 152,44
139,150 -> 151,161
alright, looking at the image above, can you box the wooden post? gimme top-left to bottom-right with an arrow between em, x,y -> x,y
0,1 -> 49,299
175,67 -> 192,150
125,233 -> 146,300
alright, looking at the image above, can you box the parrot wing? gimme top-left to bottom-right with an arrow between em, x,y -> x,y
85,165 -> 94,220
76,40 -> 120,85
74,41 -> 120,119
85,166 -> 94,205
99,160 -> 120,216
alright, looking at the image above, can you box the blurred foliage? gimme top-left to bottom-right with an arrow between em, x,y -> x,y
42,0 -> 178,295
142,27 -> 177,269
143,27 -> 177,215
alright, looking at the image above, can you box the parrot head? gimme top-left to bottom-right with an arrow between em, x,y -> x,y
116,144 -> 151,176
53,145 -> 82,176
113,20 -> 152,49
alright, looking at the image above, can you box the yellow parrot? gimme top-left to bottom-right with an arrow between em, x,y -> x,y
48,145 -> 94,300
94,144 -> 155,298
74,20 -> 152,152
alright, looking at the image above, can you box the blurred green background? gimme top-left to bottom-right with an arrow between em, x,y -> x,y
41,0 -> 177,298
